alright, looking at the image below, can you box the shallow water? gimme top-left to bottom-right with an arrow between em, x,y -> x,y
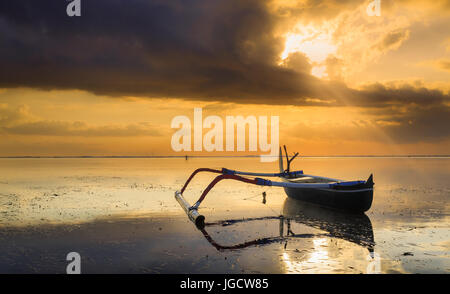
0,157 -> 448,273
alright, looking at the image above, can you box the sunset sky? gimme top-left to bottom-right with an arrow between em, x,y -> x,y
0,0 -> 449,156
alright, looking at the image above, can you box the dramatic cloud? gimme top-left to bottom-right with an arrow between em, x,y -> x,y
0,1 -> 448,106
285,104 -> 450,145
373,29 -> 410,53
0,0 -> 317,101
0,0 -> 448,150
353,83 -> 449,107
381,105 -> 450,143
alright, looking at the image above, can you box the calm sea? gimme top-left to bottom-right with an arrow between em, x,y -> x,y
0,157 -> 448,273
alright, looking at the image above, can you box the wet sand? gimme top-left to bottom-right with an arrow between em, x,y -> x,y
0,157 -> 448,273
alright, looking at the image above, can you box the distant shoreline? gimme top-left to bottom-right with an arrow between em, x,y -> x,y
0,155 -> 449,159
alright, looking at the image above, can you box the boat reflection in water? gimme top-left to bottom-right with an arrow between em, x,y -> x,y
282,197 -> 374,254
281,198 -> 379,273
199,197 -> 378,273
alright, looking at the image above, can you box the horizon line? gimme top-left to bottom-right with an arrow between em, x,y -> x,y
0,155 -> 449,159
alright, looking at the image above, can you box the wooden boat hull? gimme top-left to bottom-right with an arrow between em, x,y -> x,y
278,147 -> 374,213
283,185 -> 373,213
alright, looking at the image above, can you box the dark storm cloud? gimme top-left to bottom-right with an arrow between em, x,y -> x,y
343,84 -> 450,143
352,83 -> 449,107
0,0 -> 448,107
0,0 -> 320,102
0,0 -> 449,144
381,105 -> 450,143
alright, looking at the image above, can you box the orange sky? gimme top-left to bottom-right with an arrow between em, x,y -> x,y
0,0 -> 449,156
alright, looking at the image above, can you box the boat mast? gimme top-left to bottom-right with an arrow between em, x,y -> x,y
283,145 -> 299,173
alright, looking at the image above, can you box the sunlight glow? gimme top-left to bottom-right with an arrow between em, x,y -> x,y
311,65 -> 328,78
282,34 -> 337,63
282,238 -> 335,273
280,25 -> 337,79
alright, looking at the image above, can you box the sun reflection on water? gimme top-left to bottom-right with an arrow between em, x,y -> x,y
282,238 -> 341,273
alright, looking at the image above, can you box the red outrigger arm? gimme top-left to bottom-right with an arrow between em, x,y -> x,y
190,174 -> 259,208
175,168 -> 265,228
180,168 -> 222,194
175,167 -> 369,228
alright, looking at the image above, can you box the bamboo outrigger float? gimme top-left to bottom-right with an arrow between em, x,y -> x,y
175,146 -> 374,228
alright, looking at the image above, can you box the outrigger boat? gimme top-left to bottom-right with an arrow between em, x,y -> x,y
175,146 -> 374,228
